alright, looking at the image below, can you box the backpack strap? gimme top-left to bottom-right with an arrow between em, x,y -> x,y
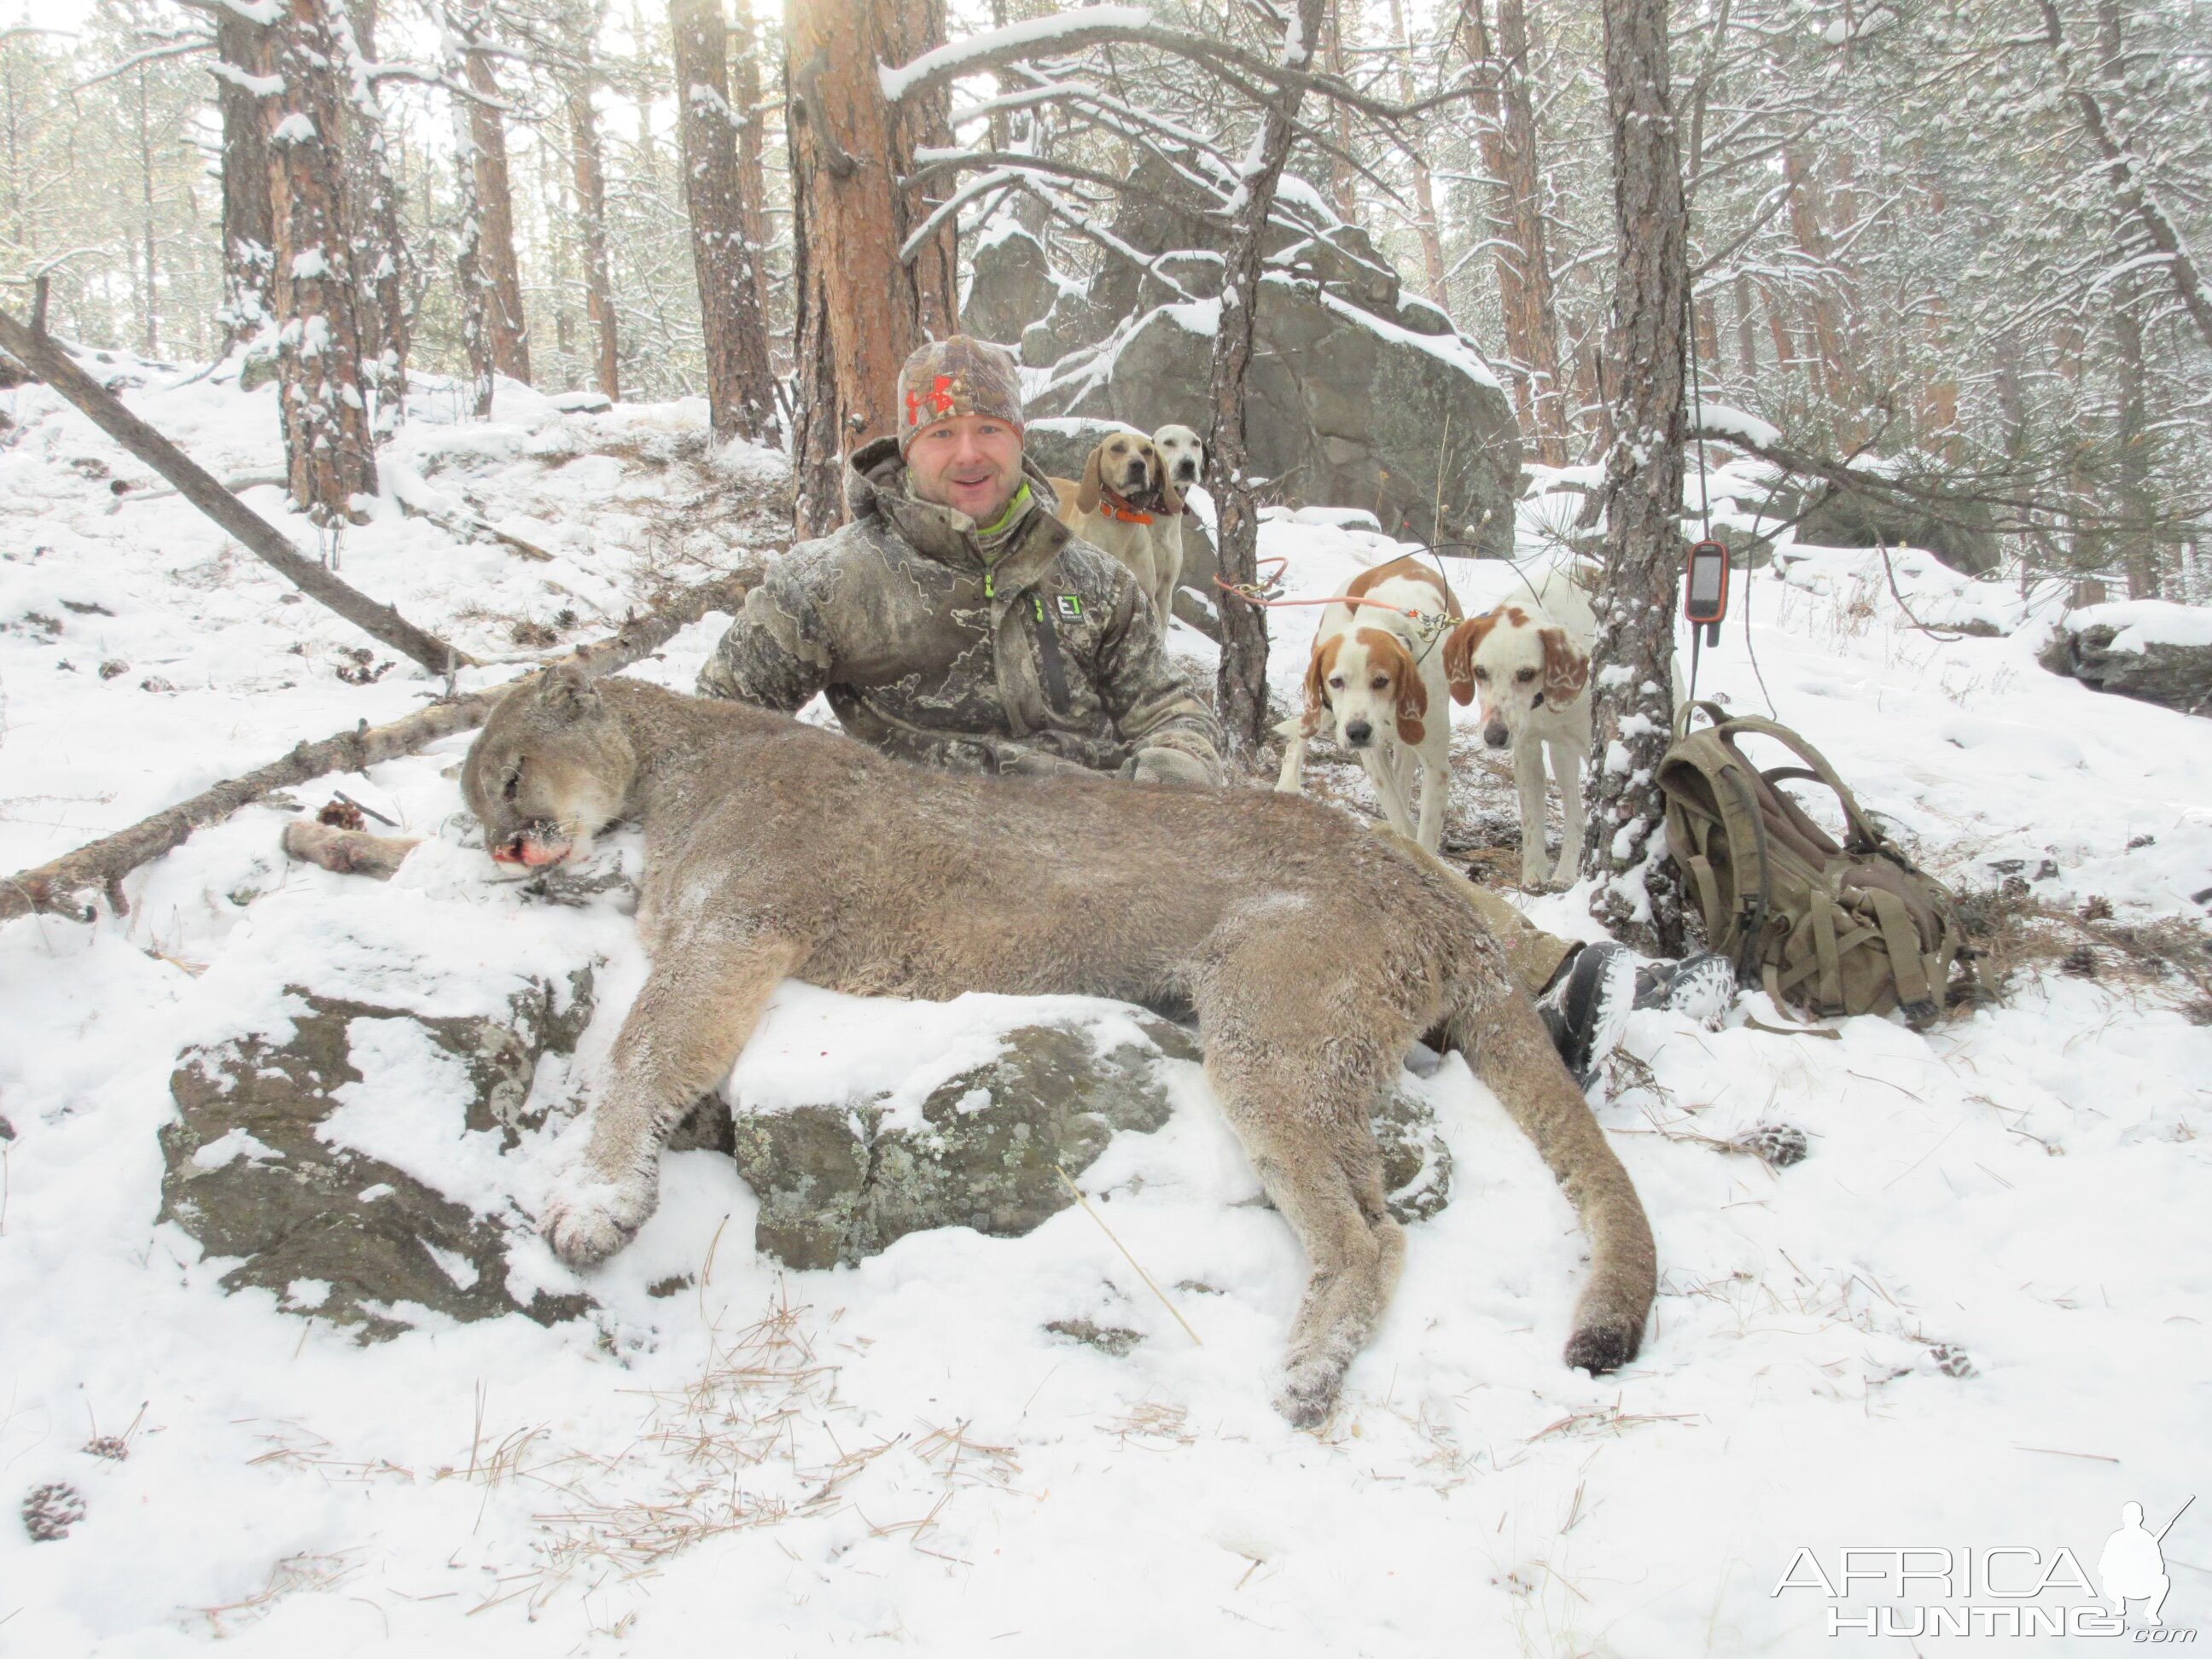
1714,715 -> 1891,853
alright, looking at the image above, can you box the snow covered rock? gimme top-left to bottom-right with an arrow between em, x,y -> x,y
2040,601 -> 2212,717
1791,480 -> 2000,575
963,222 -> 1063,347
696,1016 -> 1194,1270
666,1012 -> 1452,1270
159,974 -> 597,1340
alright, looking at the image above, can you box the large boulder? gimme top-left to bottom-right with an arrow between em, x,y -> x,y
1793,480 -> 2000,576
971,152 -> 1518,553
161,975 -> 596,1339
1034,288 -> 1516,555
962,222 -> 1062,347
2039,601 -> 2212,717
672,1003 -> 1453,1269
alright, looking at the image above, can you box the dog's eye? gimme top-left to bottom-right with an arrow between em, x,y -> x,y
1328,676 -> 1345,690
1371,676 -> 1388,690
503,762 -> 523,802
1516,668 -> 1537,684
1473,667 -> 1490,682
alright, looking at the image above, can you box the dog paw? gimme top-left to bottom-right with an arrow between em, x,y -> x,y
1563,1316 -> 1643,1376
1272,1355 -> 1348,1430
540,1174 -> 655,1268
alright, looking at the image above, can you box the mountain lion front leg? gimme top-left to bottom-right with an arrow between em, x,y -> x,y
544,934 -> 804,1266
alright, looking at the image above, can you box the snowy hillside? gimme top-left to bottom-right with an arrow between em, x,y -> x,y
3,364 -> 2209,1655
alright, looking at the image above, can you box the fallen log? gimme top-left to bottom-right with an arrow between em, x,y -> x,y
0,298 -> 469,676
0,568 -> 762,925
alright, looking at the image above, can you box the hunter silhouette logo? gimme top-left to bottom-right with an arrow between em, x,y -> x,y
2101,1499 -> 2190,1627
1772,1495 -> 2197,1639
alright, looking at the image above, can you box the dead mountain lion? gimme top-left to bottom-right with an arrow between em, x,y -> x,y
463,667 -> 1656,1426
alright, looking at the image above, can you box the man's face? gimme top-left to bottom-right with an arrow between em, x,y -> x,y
905,414 -> 1025,522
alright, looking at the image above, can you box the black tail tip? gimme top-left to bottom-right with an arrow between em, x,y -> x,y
1563,1318 -> 1642,1375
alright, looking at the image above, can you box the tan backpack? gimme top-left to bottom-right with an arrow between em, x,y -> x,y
1657,703 -> 1964,1029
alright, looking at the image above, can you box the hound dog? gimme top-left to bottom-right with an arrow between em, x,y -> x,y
1048,430 -> 1185,627
1276,555 -> 1462,853
1150,423 -> 1205,497
1442,568 -> 1595,889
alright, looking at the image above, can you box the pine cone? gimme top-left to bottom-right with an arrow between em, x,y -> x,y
316,796 -> 366,831
22,1481 -> 86,1542
2080,895 -> 2114,922
2059,945 -> 2098,978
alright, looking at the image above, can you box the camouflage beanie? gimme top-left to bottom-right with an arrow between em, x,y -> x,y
896,335 -> 1024,455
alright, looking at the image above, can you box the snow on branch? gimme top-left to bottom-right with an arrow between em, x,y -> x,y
880,6 -> 1470,125
880,7 -> 1154,101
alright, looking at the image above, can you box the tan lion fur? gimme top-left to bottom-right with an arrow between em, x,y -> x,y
463,668 -> 1656,1427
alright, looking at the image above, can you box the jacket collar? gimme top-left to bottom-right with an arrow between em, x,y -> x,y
844,435 -> 1074,595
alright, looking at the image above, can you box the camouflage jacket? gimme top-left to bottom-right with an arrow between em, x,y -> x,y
697,437 -> 1223,783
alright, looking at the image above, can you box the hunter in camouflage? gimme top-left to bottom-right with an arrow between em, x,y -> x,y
698,335 -> 1222,784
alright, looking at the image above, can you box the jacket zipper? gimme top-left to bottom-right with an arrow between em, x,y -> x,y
1028,592 -> 1073,715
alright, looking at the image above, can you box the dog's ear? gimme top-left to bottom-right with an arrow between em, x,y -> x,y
538,662 -> 602,722
1152,439 -> 1185,515
1077,445 -> 1104,514
1540,626 -> 1590,702
1302,637 -> 1336,732
1389,637 -> 1428,746
1442,613 -> 1496,706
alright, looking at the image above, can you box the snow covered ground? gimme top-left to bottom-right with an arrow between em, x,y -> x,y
3,362 -> 2209,1655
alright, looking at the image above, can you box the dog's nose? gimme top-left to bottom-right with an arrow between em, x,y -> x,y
1483,724 -> 1510,748
1345,719 -> 1373,747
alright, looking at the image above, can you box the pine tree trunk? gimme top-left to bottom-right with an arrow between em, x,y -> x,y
1581,0 -> 1689,954
672,0 -> 778,444
265,0 -> 378,523
463,43 -> 531,383
438,9 -> 495,417
215,11 -> 275,352
137,67 -> 160,357
1385,0 -> 1451,306
784,0 -> 958,538
560,5 -> 620,401
1208,0 -> 1327,760
732,0 -> 776,329
1464,0 -> 1569,465
2098,0 -> 2157,598
331,0 -> 408,439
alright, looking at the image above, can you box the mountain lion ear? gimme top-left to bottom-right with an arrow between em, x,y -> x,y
538,663 -> 602,721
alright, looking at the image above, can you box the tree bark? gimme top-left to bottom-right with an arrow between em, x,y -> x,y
0,570 -> 757,927
1384,0 -> 1450,306
440,13 -> 497,419
1207,0 -> 1327,760
561,3 -> 620,401
1581,0 -> 1690,953
672,0 -> 779,443
732,0 -> 777,329
215,11 -> 276,352
264,0 -> 379,524
464,40 -> 532,382
331,0 -> 409,439
1463,0 -> 1569,464
0,301 -> 463,676
784,0 -> 958,538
